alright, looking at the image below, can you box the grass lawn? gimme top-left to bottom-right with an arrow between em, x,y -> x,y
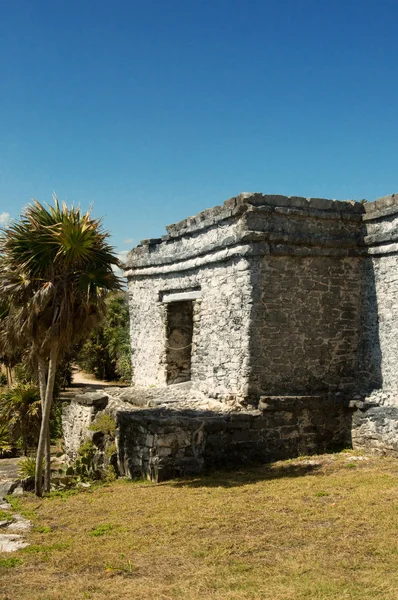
1,450 -> 398,599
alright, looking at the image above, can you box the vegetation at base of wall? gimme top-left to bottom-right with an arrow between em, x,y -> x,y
77,292 -> 131,383
4,452 -> 398,599
57,440 -> 103,486
106,442 -> 117,459
88,413 -> 116,436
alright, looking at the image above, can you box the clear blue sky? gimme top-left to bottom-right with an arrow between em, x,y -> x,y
1,0 -> 398,259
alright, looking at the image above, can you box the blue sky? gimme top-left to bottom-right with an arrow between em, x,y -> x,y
1,0 -> 398,261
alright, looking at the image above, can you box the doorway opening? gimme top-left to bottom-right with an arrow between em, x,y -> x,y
165,300 -> 194,384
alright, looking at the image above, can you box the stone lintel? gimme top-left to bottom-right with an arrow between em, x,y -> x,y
161,290 -> 202,303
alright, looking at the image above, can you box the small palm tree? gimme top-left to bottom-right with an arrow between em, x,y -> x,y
0,197 -> 121,495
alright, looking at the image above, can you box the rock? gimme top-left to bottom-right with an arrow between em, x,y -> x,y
73,392 -> 109,409
0,534 -> 29,552
7,515 -> 31,532
0,520 -> 12,528
0,480 -> 20,499
119,390 -> 150,406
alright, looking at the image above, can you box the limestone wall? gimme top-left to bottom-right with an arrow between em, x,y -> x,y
62,392 -> 109,457
352,403 -> 398,456
117,396 -> 351,482
363,194 -> 398,399
63,389 -> 352,483
128,258 -> 252,400
249,255 -> 363,396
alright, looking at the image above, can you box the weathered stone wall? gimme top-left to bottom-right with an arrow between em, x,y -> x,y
347,194 -> 398,455
118,396 -> 351,482
363,255 -> 398,393
362,194 -> 398,398
62,392 -> 109,457
249,255 -> 364,396
128,258 -> 252,400
63,389 -> 352,483
352,403 -> 398,456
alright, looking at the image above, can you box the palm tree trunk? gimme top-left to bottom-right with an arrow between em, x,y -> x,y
44,428 -> 51,492
37,357 -> 51,493
6,365 -> 13,386
35,347 -> 58,497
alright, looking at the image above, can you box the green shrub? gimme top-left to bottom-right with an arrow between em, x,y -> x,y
106,442 -> 117,458
13,362 -> 34,384
89,413 -> 116,436
18,456 -> 36,479
77,292 -> 131,382
0,383 -> 41,455
0,424 -> 12,456
58,440 -> 100,484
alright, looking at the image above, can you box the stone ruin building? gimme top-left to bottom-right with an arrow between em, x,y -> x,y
63,192 -> 398,481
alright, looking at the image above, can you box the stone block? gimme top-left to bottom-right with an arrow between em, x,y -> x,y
73,392 -> 109,410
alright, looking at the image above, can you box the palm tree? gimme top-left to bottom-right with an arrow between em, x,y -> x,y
0,197 -> 121,496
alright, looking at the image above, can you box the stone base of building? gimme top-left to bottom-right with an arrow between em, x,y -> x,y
62,387 -> 358,482
351,401 -> 398,457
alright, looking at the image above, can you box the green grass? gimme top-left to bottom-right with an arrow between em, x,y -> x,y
0,557 -> 23,568
89,524 -> 114,537
1,451 -> 398,599
0,509 -> 13,522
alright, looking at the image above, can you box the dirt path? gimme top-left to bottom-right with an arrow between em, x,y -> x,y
69,366 -> 128,390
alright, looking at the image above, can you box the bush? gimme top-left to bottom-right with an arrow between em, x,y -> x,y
77,292 -> 131,382
0,424 -> 13,457
18,457 -> 36,479
0,384 -> 41,455
89,413 -> 116,436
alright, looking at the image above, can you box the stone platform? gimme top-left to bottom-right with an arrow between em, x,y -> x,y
63,386 -> 354,482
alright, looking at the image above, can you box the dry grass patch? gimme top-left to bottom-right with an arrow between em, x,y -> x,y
1,451 -> 398,599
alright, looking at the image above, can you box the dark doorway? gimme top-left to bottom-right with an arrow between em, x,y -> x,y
166,300 -> 194,384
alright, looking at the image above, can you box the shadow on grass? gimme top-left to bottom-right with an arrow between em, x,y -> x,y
168,461 -> 323,489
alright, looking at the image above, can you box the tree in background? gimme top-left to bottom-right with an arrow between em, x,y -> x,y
77,292 -> 132,383
0,298 -> 21,385
0,383 -> 41,456
0,197 -> 121,496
